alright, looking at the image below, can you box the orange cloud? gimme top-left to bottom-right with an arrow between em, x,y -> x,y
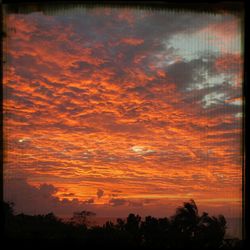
215,53 -> 242,73
3,8 -> 243,222
120,37 -> 144,46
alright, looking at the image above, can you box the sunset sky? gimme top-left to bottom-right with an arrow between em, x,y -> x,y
3,6 -> 243,219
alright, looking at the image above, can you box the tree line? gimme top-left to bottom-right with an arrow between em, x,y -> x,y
3,199 -> 242,248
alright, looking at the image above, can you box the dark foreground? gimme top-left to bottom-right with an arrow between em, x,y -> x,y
3,200 -> 243,248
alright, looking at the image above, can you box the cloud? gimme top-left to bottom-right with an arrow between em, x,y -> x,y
109,198 -> 127,207
39,183 -> 58,198
128,200 -> 144,207
61,192 -> 75,197
215,53 -> 242,74
83,198 -> 95,204
165,56 -> 217,91
3,178 -> 94,216
131,146 -> 155,155
111,190 -> 123,193
97,189 -> 104,199
3,7 -> 243,219
120,37 -> 144,46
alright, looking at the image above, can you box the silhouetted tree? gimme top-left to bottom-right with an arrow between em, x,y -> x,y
3,201 -> 15,237
3,200 -> 239,248
141,216 -> 170,248
116,218 -> 126,231
196,212 -> 227,248
125,213 -> 141,233
70,210 -> 96,227
3,201 -> 14,218
126,213 -> 142,245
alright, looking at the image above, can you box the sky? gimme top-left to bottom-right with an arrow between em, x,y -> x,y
3,6 -> 243,220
